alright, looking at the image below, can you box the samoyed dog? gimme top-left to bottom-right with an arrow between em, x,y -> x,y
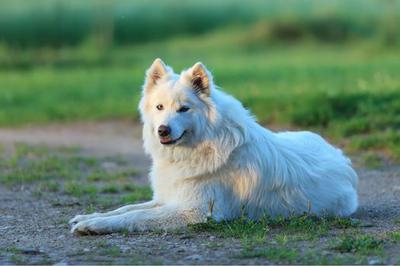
70,59 -> 358,235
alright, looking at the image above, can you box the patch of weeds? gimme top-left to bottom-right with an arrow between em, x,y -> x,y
389,231 -> 400,242
37,181 -> 60,192
15,143 -> 80,157
96,246 -> 121,257
361,152 -> 383,168
205,241 -> 224,249
241,234 -> 268,251
349,129 -> 400,159
68,156 -> 99,167
32,190 -> 43,198
328,217 -> 361,229
301,249 -> 351,265
58,217 -> 69,225
5,246 -> 53,265
267,214 -> 328,239
33,258 -> 54,265
95,240 -> 109,248
87,168 -> 139,182
121,228 -> 130,237
15,143 -> 51,157
275,233 -> 289,245
1,144 -> 103,185
94,196 -> 116,208
267,214 -> 358,240
64,182 -> 98,197
5,246 -> 21,254
121,183 -> 138,192
191,214 -> 357,244
191,215 -> 269,254
9,254 -> 26,265
120,186 -> 152,203
85,203 -> 96,213
101,184 -> 119,193
339,118 -> 372,137
190,216 -> 269,241
87,171 -> 108,182
111,168 -> 140,179
239,247 -> 298,263
126,255 -> 162,265
2,156 -> 71,184
333,234 -> 384,255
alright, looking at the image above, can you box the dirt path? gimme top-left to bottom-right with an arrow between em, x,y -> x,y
0,120 -> 150,172
0,121 -> 399,264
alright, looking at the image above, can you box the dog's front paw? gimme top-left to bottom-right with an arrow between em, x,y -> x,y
69,213 -> 99,226
71,217 -> 118,235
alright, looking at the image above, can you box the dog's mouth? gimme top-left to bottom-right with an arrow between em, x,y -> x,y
160,131 -> 186,145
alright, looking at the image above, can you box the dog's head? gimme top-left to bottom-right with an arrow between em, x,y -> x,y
139,58 -> 217,147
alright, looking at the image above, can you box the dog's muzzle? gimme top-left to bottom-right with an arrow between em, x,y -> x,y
159,130 -> 186,145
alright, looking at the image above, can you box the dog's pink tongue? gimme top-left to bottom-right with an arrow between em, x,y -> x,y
160,137 -> 172,143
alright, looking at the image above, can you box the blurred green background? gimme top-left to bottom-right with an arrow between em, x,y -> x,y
0,0 -> 400,160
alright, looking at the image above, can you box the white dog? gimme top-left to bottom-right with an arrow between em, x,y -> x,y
70,59 -> 358,235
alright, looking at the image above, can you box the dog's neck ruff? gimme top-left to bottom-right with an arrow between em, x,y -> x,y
144,116 -> 248,179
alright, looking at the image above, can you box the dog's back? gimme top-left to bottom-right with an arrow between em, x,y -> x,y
275,130 -> 358,188
230,128 -> 359,218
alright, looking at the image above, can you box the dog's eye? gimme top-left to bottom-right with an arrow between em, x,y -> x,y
156,104 -> 164,111
177,106 -> 190,113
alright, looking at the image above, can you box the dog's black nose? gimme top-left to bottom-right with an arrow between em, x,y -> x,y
158,125 -> 171,137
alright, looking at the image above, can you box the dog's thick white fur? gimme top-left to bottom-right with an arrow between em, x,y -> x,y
70,59 -> 358,235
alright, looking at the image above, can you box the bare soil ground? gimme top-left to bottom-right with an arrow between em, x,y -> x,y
0,121 -> 399,265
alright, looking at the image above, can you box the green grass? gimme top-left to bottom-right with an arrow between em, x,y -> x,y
188,214 -> 398,264
0,0 -> 399,48
1,24 -> 400,162
0,143 -> 149,208
120,186 -> 153,203
190,214 -> 359,241
0,143 -> 100,184
389,231 -> 400,242
360,152 -> 384,169
188,214 -> 400,264
239,247 -> 299,262
332,235 -> 384,255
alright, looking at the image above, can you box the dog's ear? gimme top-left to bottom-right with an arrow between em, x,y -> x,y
143,58 -> 171,92
189,62 -> 212,96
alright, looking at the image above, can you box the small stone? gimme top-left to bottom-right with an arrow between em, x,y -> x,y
360,222 -> 375,228
21,249 -> 44,255
185,254 -> 202,261
54,262 -> 68,266
368,258 -> 383,265
120,245 -> 131,253
83,248 -> 90,252
2,215 -> 15,220
321,251 -> 333,256
179,234 -> 193,240
176,248 -> 186,253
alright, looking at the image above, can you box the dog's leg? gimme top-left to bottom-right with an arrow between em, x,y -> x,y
69,200 -> 159,225
71,205 -> 205,235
